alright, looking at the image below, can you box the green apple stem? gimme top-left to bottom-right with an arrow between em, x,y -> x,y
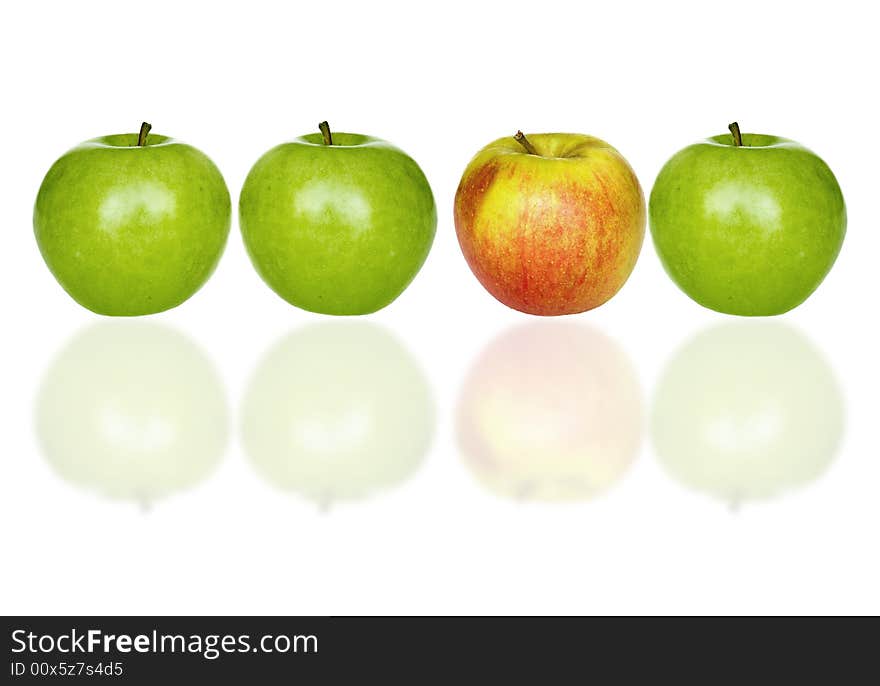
728,121 -> 743,147
319,121 -> 333,146
137,122 -> 152,147
514,130 -> 538,155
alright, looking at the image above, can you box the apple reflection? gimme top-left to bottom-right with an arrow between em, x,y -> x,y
241,321 -> 434,507
35,321 -> 229,505
457,321 -> 643,502
652,321 -> 844,505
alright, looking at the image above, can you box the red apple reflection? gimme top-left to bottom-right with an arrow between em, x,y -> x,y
457,321 -> 642,501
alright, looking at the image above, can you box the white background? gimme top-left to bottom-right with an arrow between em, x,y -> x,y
1,0 -> 877,615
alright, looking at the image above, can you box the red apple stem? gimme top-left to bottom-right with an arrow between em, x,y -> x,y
728,122 -> 743,147
319,121 -> 333,146
514,130 -> 538,155
137,122 -> 152,147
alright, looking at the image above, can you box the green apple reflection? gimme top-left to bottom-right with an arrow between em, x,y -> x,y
652,321 -> 844,505
457,321 -> 643,502
241,321 -> 434,507
35,321 -> 229,505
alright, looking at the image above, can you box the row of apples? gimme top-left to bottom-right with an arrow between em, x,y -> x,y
35,121 -> 845,317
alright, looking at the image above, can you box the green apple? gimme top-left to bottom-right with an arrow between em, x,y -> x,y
35,321 -> 229,506
241,321 -> 434,507
649,123 -> 846,315
34,123 -> 231,316
652,321 -> 843,505
457,321 -> 642,501
239,121 -> 437,315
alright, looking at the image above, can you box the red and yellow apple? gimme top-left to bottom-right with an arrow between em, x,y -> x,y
454,132 -> 646,315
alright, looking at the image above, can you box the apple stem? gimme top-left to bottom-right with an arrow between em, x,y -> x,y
137,122 -> 152,147
514,130 -> 538,155
319,120 -> 333,146
728,121 -> 743,147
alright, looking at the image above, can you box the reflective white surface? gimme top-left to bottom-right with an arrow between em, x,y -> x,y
457,321 -> 642,501
242,321 -> 434,507
653,321 -> 843,506
35,321 -> 229,506
1,0 -> 878,615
